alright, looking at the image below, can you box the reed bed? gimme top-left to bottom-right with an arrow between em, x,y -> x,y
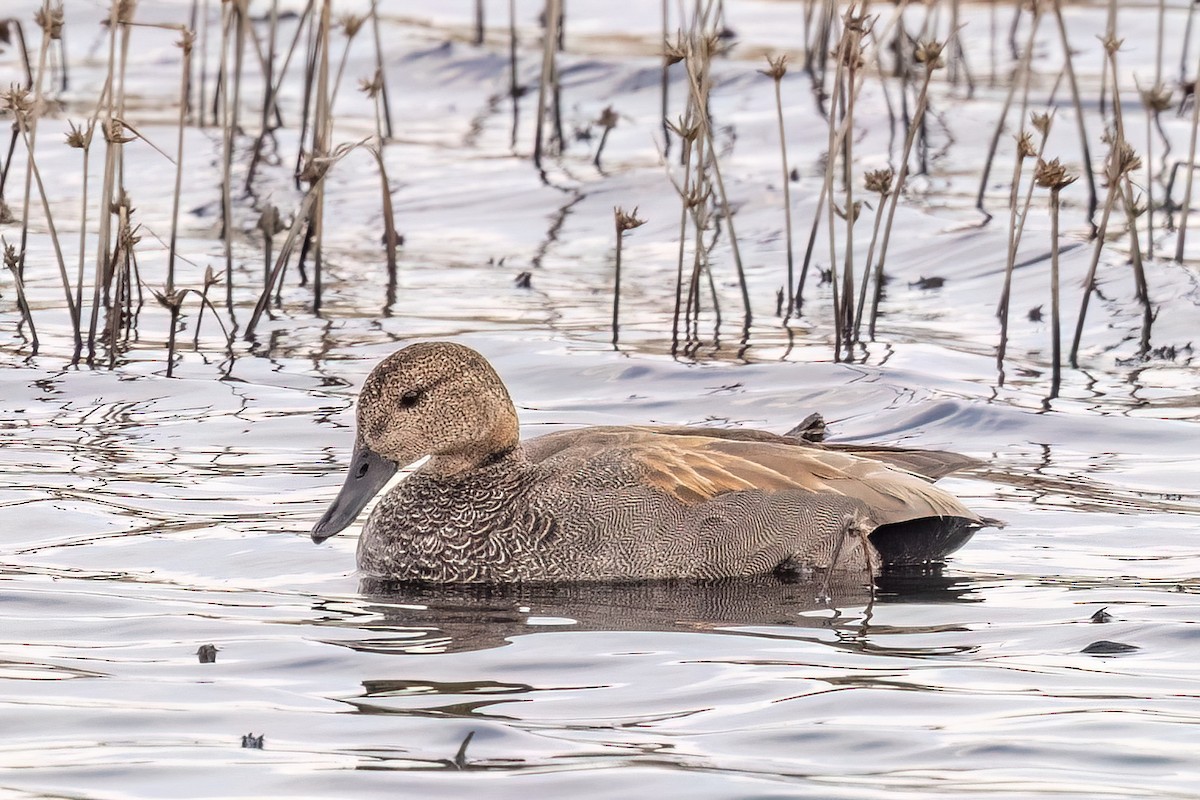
0,0 -> 1193,392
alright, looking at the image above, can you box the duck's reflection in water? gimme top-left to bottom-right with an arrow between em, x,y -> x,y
327,570 -> 978,656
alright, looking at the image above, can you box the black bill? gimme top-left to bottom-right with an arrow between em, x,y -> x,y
311,442 -> 398,543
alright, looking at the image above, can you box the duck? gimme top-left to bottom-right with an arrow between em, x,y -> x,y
311,341 -> 991,583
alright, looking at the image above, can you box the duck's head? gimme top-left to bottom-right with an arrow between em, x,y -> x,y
311,342 -> 519,543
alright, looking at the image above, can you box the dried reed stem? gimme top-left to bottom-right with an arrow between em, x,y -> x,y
976,6 -> 1040,220
532,0 -> 561,170
762,55 -> 795,319
369,1 -> 393,139
612,207 -> 646,347
1035,159 -> 1076,398
1175,38 -> 1200,261
868,40 -> 944,340
1050,0 -> 1098,225
2,239 -> 38,352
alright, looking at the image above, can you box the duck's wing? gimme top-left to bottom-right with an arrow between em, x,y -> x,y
523,425 -> 980,481
536,429 -> 980,529
627,435 -> 981,528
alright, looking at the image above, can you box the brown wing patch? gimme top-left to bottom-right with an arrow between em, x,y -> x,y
631,435 -> 979,527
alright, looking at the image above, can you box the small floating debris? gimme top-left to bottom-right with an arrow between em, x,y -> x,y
1027,305 -> 1044,322
910,276 -> 946,290
241,733 -> 265,749
1081,640 -> 1139,655
514,271 -> 532,289
196,644 -> 218,663
1089,608 -> 1113,624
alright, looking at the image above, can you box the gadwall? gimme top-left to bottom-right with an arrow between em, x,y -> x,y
312,342 -> 990,582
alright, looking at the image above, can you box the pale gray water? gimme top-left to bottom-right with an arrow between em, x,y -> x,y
2,1 -> 1200,798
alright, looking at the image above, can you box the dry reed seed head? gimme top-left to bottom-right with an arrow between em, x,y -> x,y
1104,139 -> 1142,181
203,265 -> 219,287
176,28 -> 195,55
1126,192 -> 1148,217
663,34 -> 686,65
1,85 -> 34,116
596,106 -> 619,130
1034,158 -> 1078,190
834,200 -> 863,224
35,4 -> 65,39
1099,33 -> 1123,55
64,120 -> 91,149
665,115 -> 701,142
1015,131 -> 1036,159
914,40 -> 945,70
339,13 -> 365,38
2,240 -> 18,270
1141,83 -> 1173,113
119,224 -> 142,249
842,10 -> 869,34
103,119 -> 135,145
614,206 -> 647,233
153,286 -> 186,310
1030,111 -> 1052,137
864,167 -> 893,195
759,53 -> 788,81
297,153 -> 332,184
0,200 -> 13,225
359,70 -> 384,98
696,31 -> 732,61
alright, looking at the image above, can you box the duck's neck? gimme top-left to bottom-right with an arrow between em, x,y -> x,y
426,445 -> 522,478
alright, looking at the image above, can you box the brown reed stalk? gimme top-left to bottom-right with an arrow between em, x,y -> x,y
665,115 -> 699,351
64,119 -> 94,362
168,29 -> 193,297
683,31 -> 752,329
244,0 -> 279,190
244,139 -> 364,338
328,13 -> 363,110
1034,158 -> 1077,398
15,1 -> 57,284
532,0 -> 561,170
5,88 -> 79,353
868,39 -> 944,340
815,9 -> 856,354
369,0 -> 393,139
192,265 -> 221,345
761,55 -> 795,319
996,130 -> 1037,368
0,19 -> 32,207
976,4 -> 1040,220
309,0 -> 333,313
2,239 -> 37,350
1119,181 -> 1152,356
611,207 -> 646,347
1139,83 -> 1171,260
86,1 -> 129,362
158,283 -> 232,375
852,168 -> 892,341
838,21 -> 865,350
369,143 -> 400,285
1071,36 -> 1144,367
1067,143 -> 1129,368
1175,39 -> 1200,261
592,106 -> 617,170
257,204 -> 282,295
1049,0 -> 1098,225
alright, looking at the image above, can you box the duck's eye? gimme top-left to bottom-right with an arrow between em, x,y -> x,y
399,389 -> 423,409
